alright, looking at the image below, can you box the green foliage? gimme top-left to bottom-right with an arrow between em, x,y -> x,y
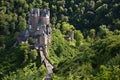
48,29 -> 79,64
18,16 -> 27,31
0,42 -> 39,79
74,30 -> 84,47
29,49 -> 38,61
98,25 -> 113,38
0,35 -> 5,47
0,0 -> 120,80
92,35 -> 120,67
61,22 -> 74,34
95,65 -> 120,80
18,42 -> 38,64
2,63 -> 46,80
89,29 -> 96,40
51,29 -> 120,80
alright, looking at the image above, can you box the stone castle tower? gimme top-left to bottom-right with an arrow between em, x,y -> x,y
28,8 -> 52,49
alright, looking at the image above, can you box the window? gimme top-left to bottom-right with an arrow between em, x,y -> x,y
37,27 -> 39,30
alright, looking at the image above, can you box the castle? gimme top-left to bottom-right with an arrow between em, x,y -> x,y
16,8 -> 53,80
17,8 -> 52,49
28,8 -> 52,49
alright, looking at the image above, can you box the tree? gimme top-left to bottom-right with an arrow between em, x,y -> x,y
18,16 -> 27,31
61,22 -> 74,34
74,30 -> 84,47
89,29 -> 95,40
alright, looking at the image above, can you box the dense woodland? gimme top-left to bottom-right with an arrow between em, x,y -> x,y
0,0 -> 120,80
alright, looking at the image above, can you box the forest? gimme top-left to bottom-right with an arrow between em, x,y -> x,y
0,0 -> 120,80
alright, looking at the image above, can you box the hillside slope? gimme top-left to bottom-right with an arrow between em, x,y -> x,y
0,0 -> 120,80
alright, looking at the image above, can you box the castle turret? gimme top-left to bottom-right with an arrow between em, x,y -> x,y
29,8 -> 40,36
39,8 -> 50,25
